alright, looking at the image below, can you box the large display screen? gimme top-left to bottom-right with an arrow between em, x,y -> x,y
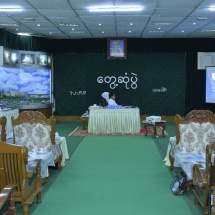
206,67 -> 215,103
0,67 -> 51,95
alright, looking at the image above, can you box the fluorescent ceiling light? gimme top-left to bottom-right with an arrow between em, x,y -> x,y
17,32 -> 32,36
68,31 -> 85,34
59,23 -> 79,27
197,18 -> 207,20
0,8 -> 23,12
200,29 -> 215,32
88,6 -> 143,12
0,23 -> 19,26
208,6 -> 215,11
153,22 -> 174,26
147,30 -> 165,33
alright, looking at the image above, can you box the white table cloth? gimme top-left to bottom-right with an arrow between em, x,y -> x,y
0,109 -> 19,138
28,151 -> 55,179
88,107 -> 141,134
175,153 -> 206,180
55,136 -> 69,166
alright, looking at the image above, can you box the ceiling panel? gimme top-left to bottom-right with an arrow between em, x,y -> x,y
28,0 -> 71,9
0,0 -> 215,39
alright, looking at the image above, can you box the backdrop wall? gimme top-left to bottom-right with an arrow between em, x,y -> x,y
1,29 -> 215,116
53,52 -> 186,116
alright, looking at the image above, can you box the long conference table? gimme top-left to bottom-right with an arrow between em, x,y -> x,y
88,107 -> 141,134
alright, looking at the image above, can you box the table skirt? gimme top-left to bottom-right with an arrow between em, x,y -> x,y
88,108 -> 141,134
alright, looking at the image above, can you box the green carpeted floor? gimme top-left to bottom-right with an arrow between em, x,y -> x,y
32,135 -> 193,215
9,122 -> 203,215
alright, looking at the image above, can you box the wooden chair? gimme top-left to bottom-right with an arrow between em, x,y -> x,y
169,110 -> 215,171
0,141 -> 42,215
192,142 -> 215,215
168,110 -> 215,192
0,184 -> 17,215
11,111 -> 62,170
102,97 -> 108,107
0,116 -> 6,142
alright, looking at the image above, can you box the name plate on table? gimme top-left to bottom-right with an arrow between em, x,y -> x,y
146,116 -> 161,124
178,154 -> 205,163
106,105 -> 122,109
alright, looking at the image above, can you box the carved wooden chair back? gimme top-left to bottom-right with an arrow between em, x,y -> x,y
11,111 -> 62,170
0,140 -> 42,215
102,98 -> 108,107
0,116 -> 6,142
11,111 -> 56,145
175,110 -> 215,145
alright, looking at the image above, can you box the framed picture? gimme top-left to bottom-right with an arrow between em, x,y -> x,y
107,38 -> 127,60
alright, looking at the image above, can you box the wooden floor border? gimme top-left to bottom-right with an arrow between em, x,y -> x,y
55,115 -> 175,123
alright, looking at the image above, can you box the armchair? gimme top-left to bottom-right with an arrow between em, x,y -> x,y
0,116 -> 6,141
169,110 -> 215,171
12,111 -> 62,170
0,141 -> 42,215
0,184 -> 17,215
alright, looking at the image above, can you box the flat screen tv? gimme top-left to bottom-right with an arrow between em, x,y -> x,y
20,53 -> 35,65
10,51 -> 19,65
47,55 -> 52,67
37,54 -> 48,66
206,67 -> 215,103
3,50 -> 10,64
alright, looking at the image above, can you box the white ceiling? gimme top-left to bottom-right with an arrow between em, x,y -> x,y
1,0 -> 215,39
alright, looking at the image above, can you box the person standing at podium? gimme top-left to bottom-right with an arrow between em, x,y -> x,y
101,92 -> 117,105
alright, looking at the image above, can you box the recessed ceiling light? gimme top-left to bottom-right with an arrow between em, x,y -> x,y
158,27 -> 161,30
0,23 -> 19,26
193,22 -> 196,25
99,23 -> 101,26
88,6 -> 143,12
0,8 -> 23,12
128,30 -> 131,33
59,23 -> 79,27
102,31 -> 104,33
130,23 -> 133,26
37,24 -> 40,27
182,30 -> 184,32
16,29 -> 18,31
72,28 -> 75,30
49,32 -> 52,34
